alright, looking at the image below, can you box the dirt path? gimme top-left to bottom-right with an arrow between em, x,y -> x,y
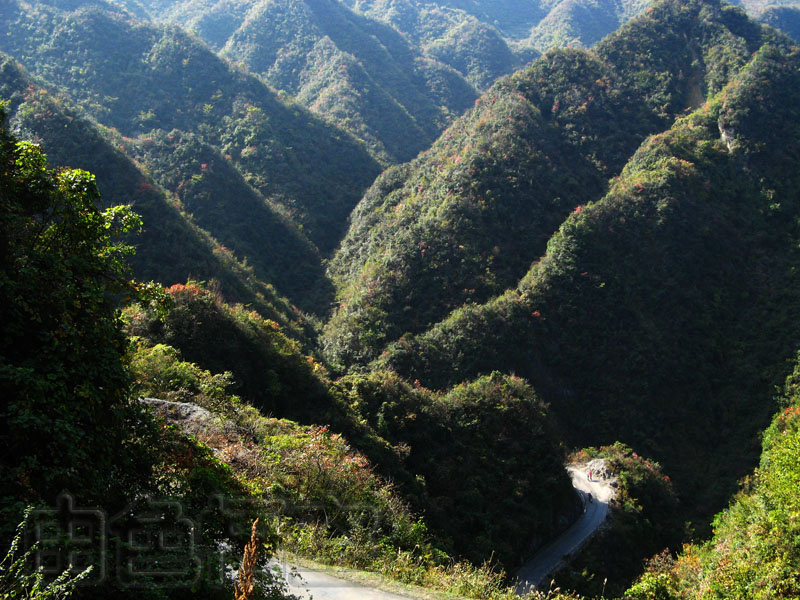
515,461 -> 616,593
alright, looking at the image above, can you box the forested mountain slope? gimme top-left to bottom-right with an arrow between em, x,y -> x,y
98,0 -> 800,172
626,356 -> 800,599
0,56 -> 317,337
382,40 -> 800,521
323,0 -> 779,367
345,0 -> 651,52
349,0 -> 800,51
0,103 -> 292,600
735,0 -> 800,14
758,4 -> 800,39
125,282 -> 576,568
132,0 -> 479,165
0,62 -> 577,594
0,0 -> 380,263
526,0 -> 651,49
340,0 -> 534,88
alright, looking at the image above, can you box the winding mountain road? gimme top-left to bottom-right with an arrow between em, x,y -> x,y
270,462 -> 614,599
515,463 -> 615,593
144,399 -> 614,597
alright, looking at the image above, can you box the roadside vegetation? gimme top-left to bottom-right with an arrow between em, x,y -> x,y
128,331 -> 572,599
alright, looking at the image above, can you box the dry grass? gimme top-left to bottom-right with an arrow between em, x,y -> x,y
234,519 -> 260,600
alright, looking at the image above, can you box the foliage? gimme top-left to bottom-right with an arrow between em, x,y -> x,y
125,128 -> 333,313
0,109 -> 288,600
125,281 -> 335,424
132,345 -> 575,598
131,421 -> 294,600
223,0 -> 477,165
343,0 -> 528,90
0,56 -> 322,332
332,371 -> 575,567
0,0 -> 381,255
525,0 -> 650,51
324,0 -> 783,370
758,6 -> 800,42
127,284 -> 575,569
381,34 -> 800,529
553,444 -> 683,597
595,0 -> 777,118
130,340 -> 237,410
137,0 -> 479,166
0,509 -> 93,600
345,0 -> 648,55
624,352 -> 800,599
0,108 -> 154,510
130,344 -> 433,589
125,280 -> 410,492
322,49 -> 638,367
9,1 -> 800,597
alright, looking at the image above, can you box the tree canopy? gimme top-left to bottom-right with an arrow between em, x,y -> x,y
0,104 -> 155,515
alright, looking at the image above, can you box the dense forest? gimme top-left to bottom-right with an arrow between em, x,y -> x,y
4,0 -> 800,599
133,0 -> 480,164
376,14 -> 800,521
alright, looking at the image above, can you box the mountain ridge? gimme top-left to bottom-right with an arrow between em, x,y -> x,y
322,0 -> 782,368
381,39 -> 800,522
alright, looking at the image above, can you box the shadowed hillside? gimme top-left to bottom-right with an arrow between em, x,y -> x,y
382,39 -> 800,523
323,0 -> 781,367
133,0 -> 480,165
0,55 -> 319,336
0,0 -> 381,261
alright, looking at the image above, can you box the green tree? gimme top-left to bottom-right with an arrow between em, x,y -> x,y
0,103 -> 155,518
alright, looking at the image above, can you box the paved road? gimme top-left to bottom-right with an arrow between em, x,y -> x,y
270,462 -> 613,599
514,464 -> 614,593
270,559 -> 414,600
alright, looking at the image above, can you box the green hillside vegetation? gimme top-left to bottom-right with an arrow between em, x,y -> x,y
126,282 -> 338,425
382,40 -> 800,524
347,0 -> 800,69
0,0 -> 381,256
322,49 -> 651,367
0,102 -> 150,515
346,0 -> 549,40
344,0 -> 651,54
125,281 -> 576,569
524,0 -> 651,51
333,371 -> 575,565
9,0 -> 800,597
133,0 -> 478,165
625,355 -> 800,599
125,129 -> 333,311
733,0 -> 800,15
423,18 -> 528,89
0,56 -> 317,339
129,341 -> 578,599
554,444 -> 683,597
351,0 -> 800,52
342,0 -> 533,89
129,343 -> 432,577
323,0 -> 778,369
0,104 -> 574,597
0,107 -> 290,600
759,5 -> 800,40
